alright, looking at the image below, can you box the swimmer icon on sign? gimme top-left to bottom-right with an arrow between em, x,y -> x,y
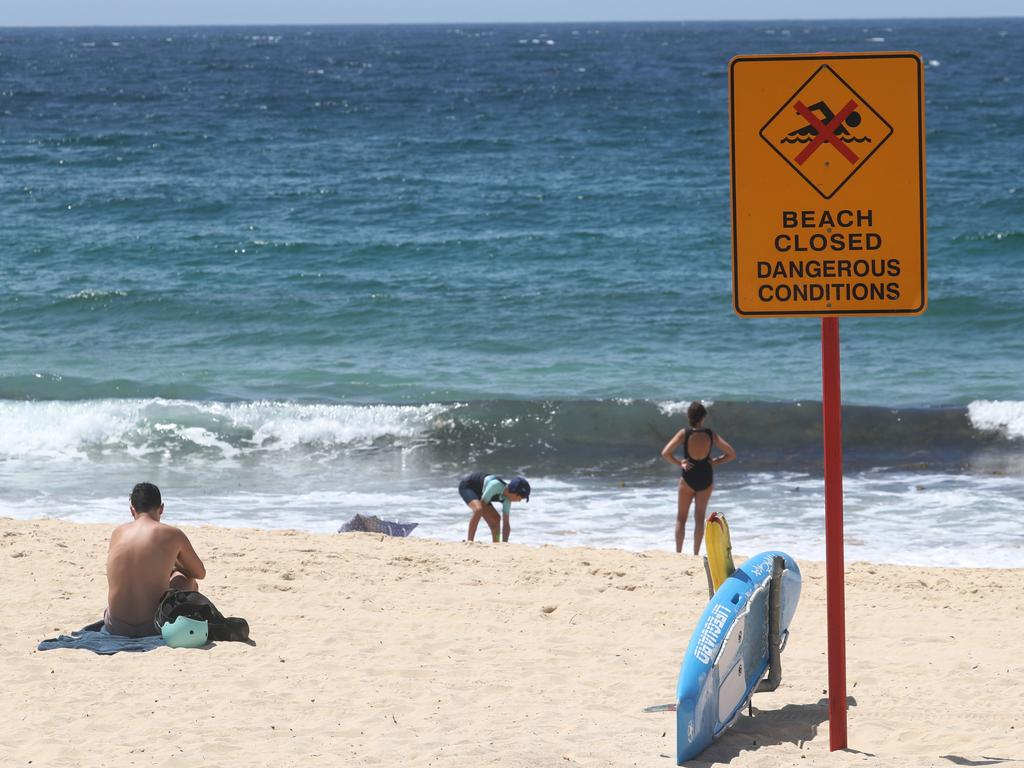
760,65 -> 893,199
782,100 -> 868,166
784,101 -> 863,142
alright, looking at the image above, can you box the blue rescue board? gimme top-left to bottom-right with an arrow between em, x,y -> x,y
676,551 -> 801,763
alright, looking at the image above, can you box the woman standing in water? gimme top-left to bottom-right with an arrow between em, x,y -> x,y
661,401 -> 736,555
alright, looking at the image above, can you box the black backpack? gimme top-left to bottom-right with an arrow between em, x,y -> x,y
155,590 -> 251,643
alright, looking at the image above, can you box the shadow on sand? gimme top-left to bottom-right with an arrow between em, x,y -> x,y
939,757 -> 1023,766
688,696 -> 860,765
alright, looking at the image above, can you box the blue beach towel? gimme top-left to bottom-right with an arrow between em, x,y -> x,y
37,620 -> 166,654
338,514 -> 418,537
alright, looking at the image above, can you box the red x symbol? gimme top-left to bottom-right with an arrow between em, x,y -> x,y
792,100 -> 859,165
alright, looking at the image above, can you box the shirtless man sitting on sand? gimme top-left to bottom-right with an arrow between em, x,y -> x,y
104,482 -> 206,637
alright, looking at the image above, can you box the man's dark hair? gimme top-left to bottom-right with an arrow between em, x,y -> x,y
687,401 -> 707,428
130,482 -> 162,513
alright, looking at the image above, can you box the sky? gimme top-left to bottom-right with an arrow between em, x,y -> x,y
1,1 -> 1022,27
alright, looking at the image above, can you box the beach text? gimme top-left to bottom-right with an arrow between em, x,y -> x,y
756,208 -> 902,305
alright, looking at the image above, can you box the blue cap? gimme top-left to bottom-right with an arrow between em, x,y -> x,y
160,615 -> 209,648
507,476 -> 531,501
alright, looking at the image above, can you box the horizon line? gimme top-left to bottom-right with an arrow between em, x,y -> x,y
1,15 -> 1021,30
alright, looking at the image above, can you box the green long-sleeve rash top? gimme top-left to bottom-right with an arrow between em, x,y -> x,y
481,475 -> 512,516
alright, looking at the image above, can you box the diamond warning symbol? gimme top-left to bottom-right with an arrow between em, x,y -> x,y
759,65 -> 893,199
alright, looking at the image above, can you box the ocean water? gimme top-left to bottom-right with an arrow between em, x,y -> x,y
1,19 -> 1022,567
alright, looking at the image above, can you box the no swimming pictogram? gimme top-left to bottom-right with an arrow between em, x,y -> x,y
759,65 -> 893,199
791,100 -> 860,164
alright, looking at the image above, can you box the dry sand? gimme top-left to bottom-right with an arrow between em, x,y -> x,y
2,516 -> 1022,767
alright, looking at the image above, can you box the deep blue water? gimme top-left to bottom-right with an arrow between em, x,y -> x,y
1,20 -> 1022,564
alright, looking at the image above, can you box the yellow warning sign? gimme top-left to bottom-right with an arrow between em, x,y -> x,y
730,52 -> 927,317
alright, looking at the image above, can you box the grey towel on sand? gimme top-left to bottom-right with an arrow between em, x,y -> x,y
338,514 -> 418,537
37,620 -> 166,654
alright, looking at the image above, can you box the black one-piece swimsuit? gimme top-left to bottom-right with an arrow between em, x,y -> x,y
681,428 -> 714,492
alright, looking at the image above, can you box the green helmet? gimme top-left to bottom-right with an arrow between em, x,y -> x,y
161,615 -> 209,648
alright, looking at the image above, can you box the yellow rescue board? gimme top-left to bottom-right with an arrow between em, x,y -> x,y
705,512 -> 735,592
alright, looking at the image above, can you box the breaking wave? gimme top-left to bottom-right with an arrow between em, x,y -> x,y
1,397 -> 1020,475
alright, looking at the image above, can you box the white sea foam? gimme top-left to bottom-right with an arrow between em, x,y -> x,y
656,399 -> 714,416
0,398 -> 451,460
4,469 -> 1020,567
65,289 -> 128,300
2,399 -> 1021,566
170,425 -> 242,457
657,401 -> 689,415
211,400 -> 449,450
0,400 -> 141,458
968,400 -> 1024,439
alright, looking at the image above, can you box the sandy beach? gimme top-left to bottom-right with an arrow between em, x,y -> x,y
2,516 -> 1021,767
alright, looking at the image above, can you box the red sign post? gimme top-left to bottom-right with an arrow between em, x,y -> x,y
821,316 -> 846,749
729,52 -> 926,750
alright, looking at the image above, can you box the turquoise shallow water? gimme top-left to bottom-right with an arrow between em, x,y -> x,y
0,20 -> 1022,564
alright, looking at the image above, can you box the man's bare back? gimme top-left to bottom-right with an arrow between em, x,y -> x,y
105,483 -> 206,636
